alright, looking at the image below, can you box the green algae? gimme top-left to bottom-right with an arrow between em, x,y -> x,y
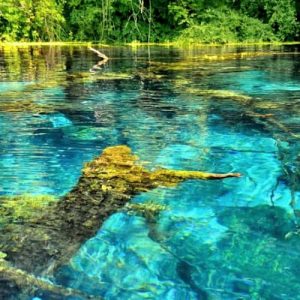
125,201 -> 168,221
0,146 -> 240,270
69,70 -> 164,84
171,77 -> 253,104
67,127 -> 110,141
66,71 -> 133,83
0,194 -> 56,223
190,51 -> 281,61
83,145 -> 240,194
147,52 -> 285,75
170,206 -> 300,299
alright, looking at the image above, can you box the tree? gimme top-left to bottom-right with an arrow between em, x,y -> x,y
0,0 -> 65,41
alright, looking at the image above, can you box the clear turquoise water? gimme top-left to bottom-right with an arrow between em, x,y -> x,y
1,45 -> 300,299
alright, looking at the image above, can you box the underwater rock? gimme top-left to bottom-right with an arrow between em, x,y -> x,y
190,205 -> 300,299
0,145 -> 240,296
217,205 -> 295,239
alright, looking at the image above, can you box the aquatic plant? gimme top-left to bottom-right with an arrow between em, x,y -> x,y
285,228 -> 300,239
218,205 -> 295,239
0,194 -> 56,223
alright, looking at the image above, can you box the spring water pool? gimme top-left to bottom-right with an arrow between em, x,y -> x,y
1,45 -> 300,299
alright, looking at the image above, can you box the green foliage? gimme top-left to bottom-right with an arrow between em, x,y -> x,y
0,0 -> 65,41
176,8 -> 277,44
0,252 -> 7,260
67,0 -> 114,41
238,0 -> 299,41
265,0 -> 299,40
239,17 -> 277,42
0,0 -> 298,42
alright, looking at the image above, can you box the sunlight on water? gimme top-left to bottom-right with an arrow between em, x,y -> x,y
1,45 -> 300,299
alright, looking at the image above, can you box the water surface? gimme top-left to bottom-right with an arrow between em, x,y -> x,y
1,44 -> 300,299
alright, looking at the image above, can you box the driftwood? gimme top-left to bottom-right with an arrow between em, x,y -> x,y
89,47 -> 109,72
0,145 -> 240,298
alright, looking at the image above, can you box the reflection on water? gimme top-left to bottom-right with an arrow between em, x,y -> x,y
1,44 -> 300,299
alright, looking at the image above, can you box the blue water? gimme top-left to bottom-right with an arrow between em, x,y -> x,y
1,45 -> 300,299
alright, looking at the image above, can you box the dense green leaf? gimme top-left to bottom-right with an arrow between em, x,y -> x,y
0,0 -> 299,42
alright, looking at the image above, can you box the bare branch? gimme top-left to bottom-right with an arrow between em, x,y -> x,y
89,47 -> 109,72
89,47 -> 109,61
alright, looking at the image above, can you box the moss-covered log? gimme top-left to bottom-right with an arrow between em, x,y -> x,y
0,145 -> 240,295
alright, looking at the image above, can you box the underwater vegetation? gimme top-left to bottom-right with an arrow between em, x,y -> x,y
2,45 -> 300,299
124,201 -> 168,222
0,194 -> 56,224
0,145 -> 240,298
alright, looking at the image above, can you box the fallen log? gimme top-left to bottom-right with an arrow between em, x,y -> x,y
0,145 -> 240,297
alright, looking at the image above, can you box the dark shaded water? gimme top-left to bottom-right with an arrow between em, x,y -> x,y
1,44 -> 300,299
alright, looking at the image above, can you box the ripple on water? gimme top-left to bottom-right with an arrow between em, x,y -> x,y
1,46 -> 300,299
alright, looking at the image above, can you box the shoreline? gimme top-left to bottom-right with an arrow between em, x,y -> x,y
0,41 -> 299,48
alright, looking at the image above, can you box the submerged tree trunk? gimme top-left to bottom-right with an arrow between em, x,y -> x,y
0,145 -> 240,296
